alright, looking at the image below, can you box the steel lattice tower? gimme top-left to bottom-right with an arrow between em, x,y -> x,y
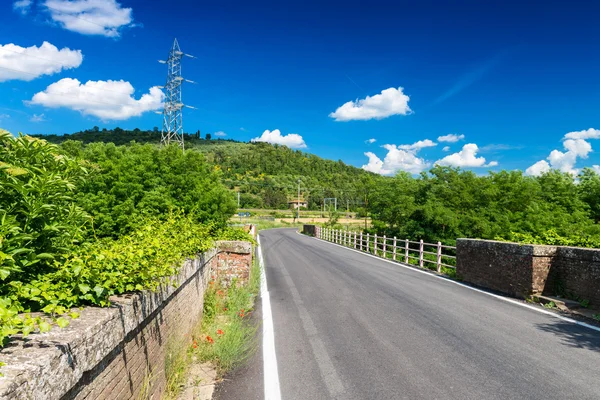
159,39 -> 196,149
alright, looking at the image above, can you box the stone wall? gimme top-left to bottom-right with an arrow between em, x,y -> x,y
303,225 -> 316,236
456,239 -> 600,305
0,241 -> 252,400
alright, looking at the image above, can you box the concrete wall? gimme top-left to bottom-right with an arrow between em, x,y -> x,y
0,241 -> 252,400
456,239 -> 600,305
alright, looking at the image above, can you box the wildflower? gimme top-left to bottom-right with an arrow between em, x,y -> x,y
192,340 -> 198,348
217,329 -> 224,335
206,335 -> 214,344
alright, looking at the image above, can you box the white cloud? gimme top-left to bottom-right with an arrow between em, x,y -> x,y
437,133 -> 465,143
251,129 -> 307,149
593,165 -> 600,175
442,146 -> 450,152
214,131 -> 226,137
30,113 -> 46,122
13,0 -> 32,14
435,143 -> 497,168
240,127 -> 247,131
365,138 -> 376,144
0,114 -> 10,119
563,128 -> 600,140
0,41 -> 82,82
362,143 -> 431,175
30,78 -> 163,120
329,87 -> 411,121
43,0 -> 135,37
526,160 -> 550,176
526,132 -> 598,176
398,139 -> 437,151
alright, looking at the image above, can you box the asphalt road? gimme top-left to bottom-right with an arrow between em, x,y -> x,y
258,228 -> 600,400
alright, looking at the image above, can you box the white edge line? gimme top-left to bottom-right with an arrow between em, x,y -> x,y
299,231 -> 600,334
258,235 -> 282,400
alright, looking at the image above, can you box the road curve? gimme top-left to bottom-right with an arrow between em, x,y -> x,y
261,228 -> 600,400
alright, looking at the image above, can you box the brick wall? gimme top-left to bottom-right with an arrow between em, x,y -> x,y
456,239 -> 600,305
0,241 -> 252,400
544,246 -> 600,305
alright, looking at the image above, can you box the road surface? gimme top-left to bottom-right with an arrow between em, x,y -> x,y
230,228 -> 600,400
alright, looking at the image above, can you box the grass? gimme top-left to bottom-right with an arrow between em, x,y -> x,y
164,340 -> 189,398
163,252 -> 261,398
192,255 -> 261,375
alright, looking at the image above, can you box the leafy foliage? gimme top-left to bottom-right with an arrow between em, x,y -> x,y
0,131 -> 246,346
61,141 -> 237,237
368,166 -> 600,247
0,131 -> 90,283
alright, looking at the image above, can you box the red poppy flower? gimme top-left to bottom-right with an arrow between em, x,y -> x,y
217,329 -> 224,335
206,335 -> 214,344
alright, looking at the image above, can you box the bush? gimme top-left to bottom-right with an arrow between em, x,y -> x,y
63,141 -> 237,237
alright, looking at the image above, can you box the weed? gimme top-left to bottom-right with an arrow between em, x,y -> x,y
164,341 -> 189,398
579,299 -> 590,308
593,314 -> 600,322
193,257 -> 260,375
544,301 -> 556,309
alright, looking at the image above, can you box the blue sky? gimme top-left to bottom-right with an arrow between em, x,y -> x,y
1,0 -> 600,176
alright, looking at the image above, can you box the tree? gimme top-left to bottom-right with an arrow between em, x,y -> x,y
205,133 -> 211,140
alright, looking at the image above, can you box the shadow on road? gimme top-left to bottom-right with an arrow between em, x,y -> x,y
536,321 -> 600,351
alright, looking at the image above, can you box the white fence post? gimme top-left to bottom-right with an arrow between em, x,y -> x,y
354,232 -> 357,249
374,234 -> 378,255
383,235 -> 387,258
366,233 -> 370,253
437,241 -> 442,273
393,237 -> 397,261
405,239 -> 409,263
360,232 -> 363,251
419,239 -> 424,268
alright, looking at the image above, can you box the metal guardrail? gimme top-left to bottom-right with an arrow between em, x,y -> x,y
316,227 -> 457,273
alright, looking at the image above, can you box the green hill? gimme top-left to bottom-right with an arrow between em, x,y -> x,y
35,127 -> 381,211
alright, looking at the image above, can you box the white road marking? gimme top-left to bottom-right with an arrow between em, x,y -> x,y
258,235 -> 282,400
302,231 -> 600,334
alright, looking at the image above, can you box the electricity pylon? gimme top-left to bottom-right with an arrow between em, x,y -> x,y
158,38 -> 196,149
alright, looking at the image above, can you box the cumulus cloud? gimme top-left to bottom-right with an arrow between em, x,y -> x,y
437,133 -> 465,143
30,78 -> 163,120
361,140 -> 435,175
251,129 -> 307,149
435,143 -> 497,168
329,87 -> 411,121
362,145 -> 430,175
43,0 -> 135,37
593,165 -> 600,175
30,113 -> 46,122
13,0 -> 32,14
365,138 -> 376,144
214,131 -> 226,137
563,128 -> 600,140
442,146 -> 450,152
0,41 -> 82,82
526,129 -> 600,176
398,139 -> 437,151
526,160 -> 550,176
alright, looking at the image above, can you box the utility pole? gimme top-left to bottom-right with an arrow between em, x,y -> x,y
297,179 -> 301,221
158,38 -> 197,150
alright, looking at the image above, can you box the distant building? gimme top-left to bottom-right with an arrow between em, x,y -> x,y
288,198 -> 307,209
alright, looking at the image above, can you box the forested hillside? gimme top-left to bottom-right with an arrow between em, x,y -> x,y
37,127 -> 381,211
35,128 -> 600,247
